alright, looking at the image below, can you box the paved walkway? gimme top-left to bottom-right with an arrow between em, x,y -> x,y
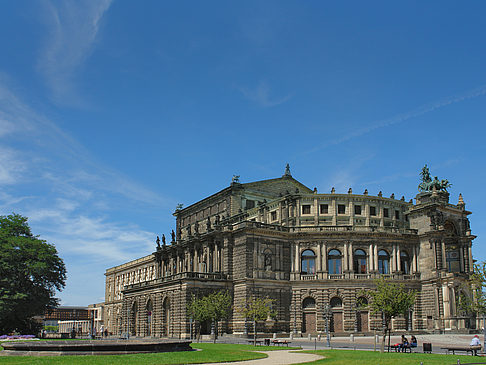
199,350 -> 323,365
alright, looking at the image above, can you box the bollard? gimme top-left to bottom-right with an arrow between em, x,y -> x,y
314,338 -> 317,351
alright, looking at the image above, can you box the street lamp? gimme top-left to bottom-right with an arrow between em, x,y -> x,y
127,308 -> 131,340
323,304 -> 331,347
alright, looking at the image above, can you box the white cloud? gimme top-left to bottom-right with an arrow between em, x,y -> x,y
37,0 -> 113,104
0,147 -> 26,185
239,81 -> 292,107
302,84 -> 486,156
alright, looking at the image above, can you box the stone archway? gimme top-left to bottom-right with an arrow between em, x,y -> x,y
162,297 -> 170,337
146,298 -> 153,337
302,297 -> 316,333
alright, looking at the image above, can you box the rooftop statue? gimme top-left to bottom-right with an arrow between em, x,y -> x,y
418,165 -> 452,192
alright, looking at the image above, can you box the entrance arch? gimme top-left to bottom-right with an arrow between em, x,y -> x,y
162,297 -> 170,337
330,297 -> 343,332
146,299 -> 153,337
302,297 -> 316,333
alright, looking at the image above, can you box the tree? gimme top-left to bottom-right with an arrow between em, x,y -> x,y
459,261 -> 486,349
0,214 -> 66,334
241,296 -> 276,346
187,290 -> 232,342
360,278 -> 416,352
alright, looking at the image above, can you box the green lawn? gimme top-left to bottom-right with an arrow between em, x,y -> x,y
299,349 -> 486,365
0,343 -> 299,364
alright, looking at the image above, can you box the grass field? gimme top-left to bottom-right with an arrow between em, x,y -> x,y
0,343 -> 298,364
301,349 -> 486,365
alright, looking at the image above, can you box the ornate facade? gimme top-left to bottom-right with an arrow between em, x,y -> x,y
104,166 -> 476,338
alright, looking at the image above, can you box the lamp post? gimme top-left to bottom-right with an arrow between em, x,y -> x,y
324,304 -> 331,347
127,308 -> 131,340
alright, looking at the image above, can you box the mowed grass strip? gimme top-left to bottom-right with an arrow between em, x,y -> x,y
299,349 -> 486,365
0,343 -> 299,365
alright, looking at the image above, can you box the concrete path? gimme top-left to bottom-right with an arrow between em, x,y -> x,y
199,350 -> 323,365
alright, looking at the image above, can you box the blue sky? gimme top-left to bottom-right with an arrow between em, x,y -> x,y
0,1 -> 485,306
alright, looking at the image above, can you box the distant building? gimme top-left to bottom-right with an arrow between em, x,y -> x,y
104,165 -> 476,338
44,306 -> 89,334
88,303 -> 105,335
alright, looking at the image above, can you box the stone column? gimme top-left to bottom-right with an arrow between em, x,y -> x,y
468,245 -> 473,273
391,244 -> 396,272
373,245 -> 378,272
331,198 -> 337,225
317,242 -> 322,272
369,244 -> 374,271
411,246 -> 417,273
442,284 -> 450,319
441,241 -> 447,271
314,197 -> 319,225
348,241 -> 353,273
397,245 -> 401,272
459,245 -> 464,273
343,242 -> 349,272
295,244 -> 300,274
322,243 -> 328,273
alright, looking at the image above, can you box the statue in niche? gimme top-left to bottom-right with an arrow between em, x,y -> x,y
194,222 -> 199,234
206,217 -> 211,231
171,229 -> 176,242
187,225 -> 191,236
264,250 -> 272,271
215,215 -> 220,225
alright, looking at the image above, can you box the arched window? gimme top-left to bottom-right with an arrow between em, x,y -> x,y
146,299 -> 153,336
400,251 -> 410,274
328,249 -> 342,275
330,297 -> 343,308
301,250 -> 316,274
446,245 -> 461,273
378,250 -> 390,274
353,249 -> 367,274
303,297 -> 316,309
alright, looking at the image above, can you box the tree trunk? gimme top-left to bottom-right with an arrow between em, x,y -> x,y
253,319 -> 257,346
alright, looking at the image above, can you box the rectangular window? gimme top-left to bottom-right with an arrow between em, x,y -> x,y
370,206 -> 376,216
245,200 -> 255,210
302,205 -> 311,214
383,208 -> 389,218
395,210 -> 400,220
320,204 -> 328,214
354,205 -> 362,215
338,204 -> 346,214
271,211 -> 277,221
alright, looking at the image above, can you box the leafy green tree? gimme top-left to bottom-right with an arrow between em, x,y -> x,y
187,290 -> 232,342
241,296 -> 276,346
459,261 -> 486,348
360,278 -> 416,352
0,214 -> 66,334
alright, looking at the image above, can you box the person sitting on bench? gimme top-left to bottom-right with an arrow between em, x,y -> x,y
470,334 -> 481,356
400,335 -> 409,352
410,335 -> 417,349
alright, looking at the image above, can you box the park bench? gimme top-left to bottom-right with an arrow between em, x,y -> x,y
247,339 -> 264,345
441,346 -> 481,355
272,339 -> 292,347
388,344 -> 414,353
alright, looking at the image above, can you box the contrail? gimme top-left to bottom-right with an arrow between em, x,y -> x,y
301,84 -> 486,156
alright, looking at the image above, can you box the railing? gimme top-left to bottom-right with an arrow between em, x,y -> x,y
124,271 -> 228,290
328,274 -> 344,279
288,225 -> 417,234
354,274 -> 371,279
300,274 -> 318,281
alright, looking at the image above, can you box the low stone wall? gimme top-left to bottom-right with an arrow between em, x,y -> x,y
0,339 -> 192,356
